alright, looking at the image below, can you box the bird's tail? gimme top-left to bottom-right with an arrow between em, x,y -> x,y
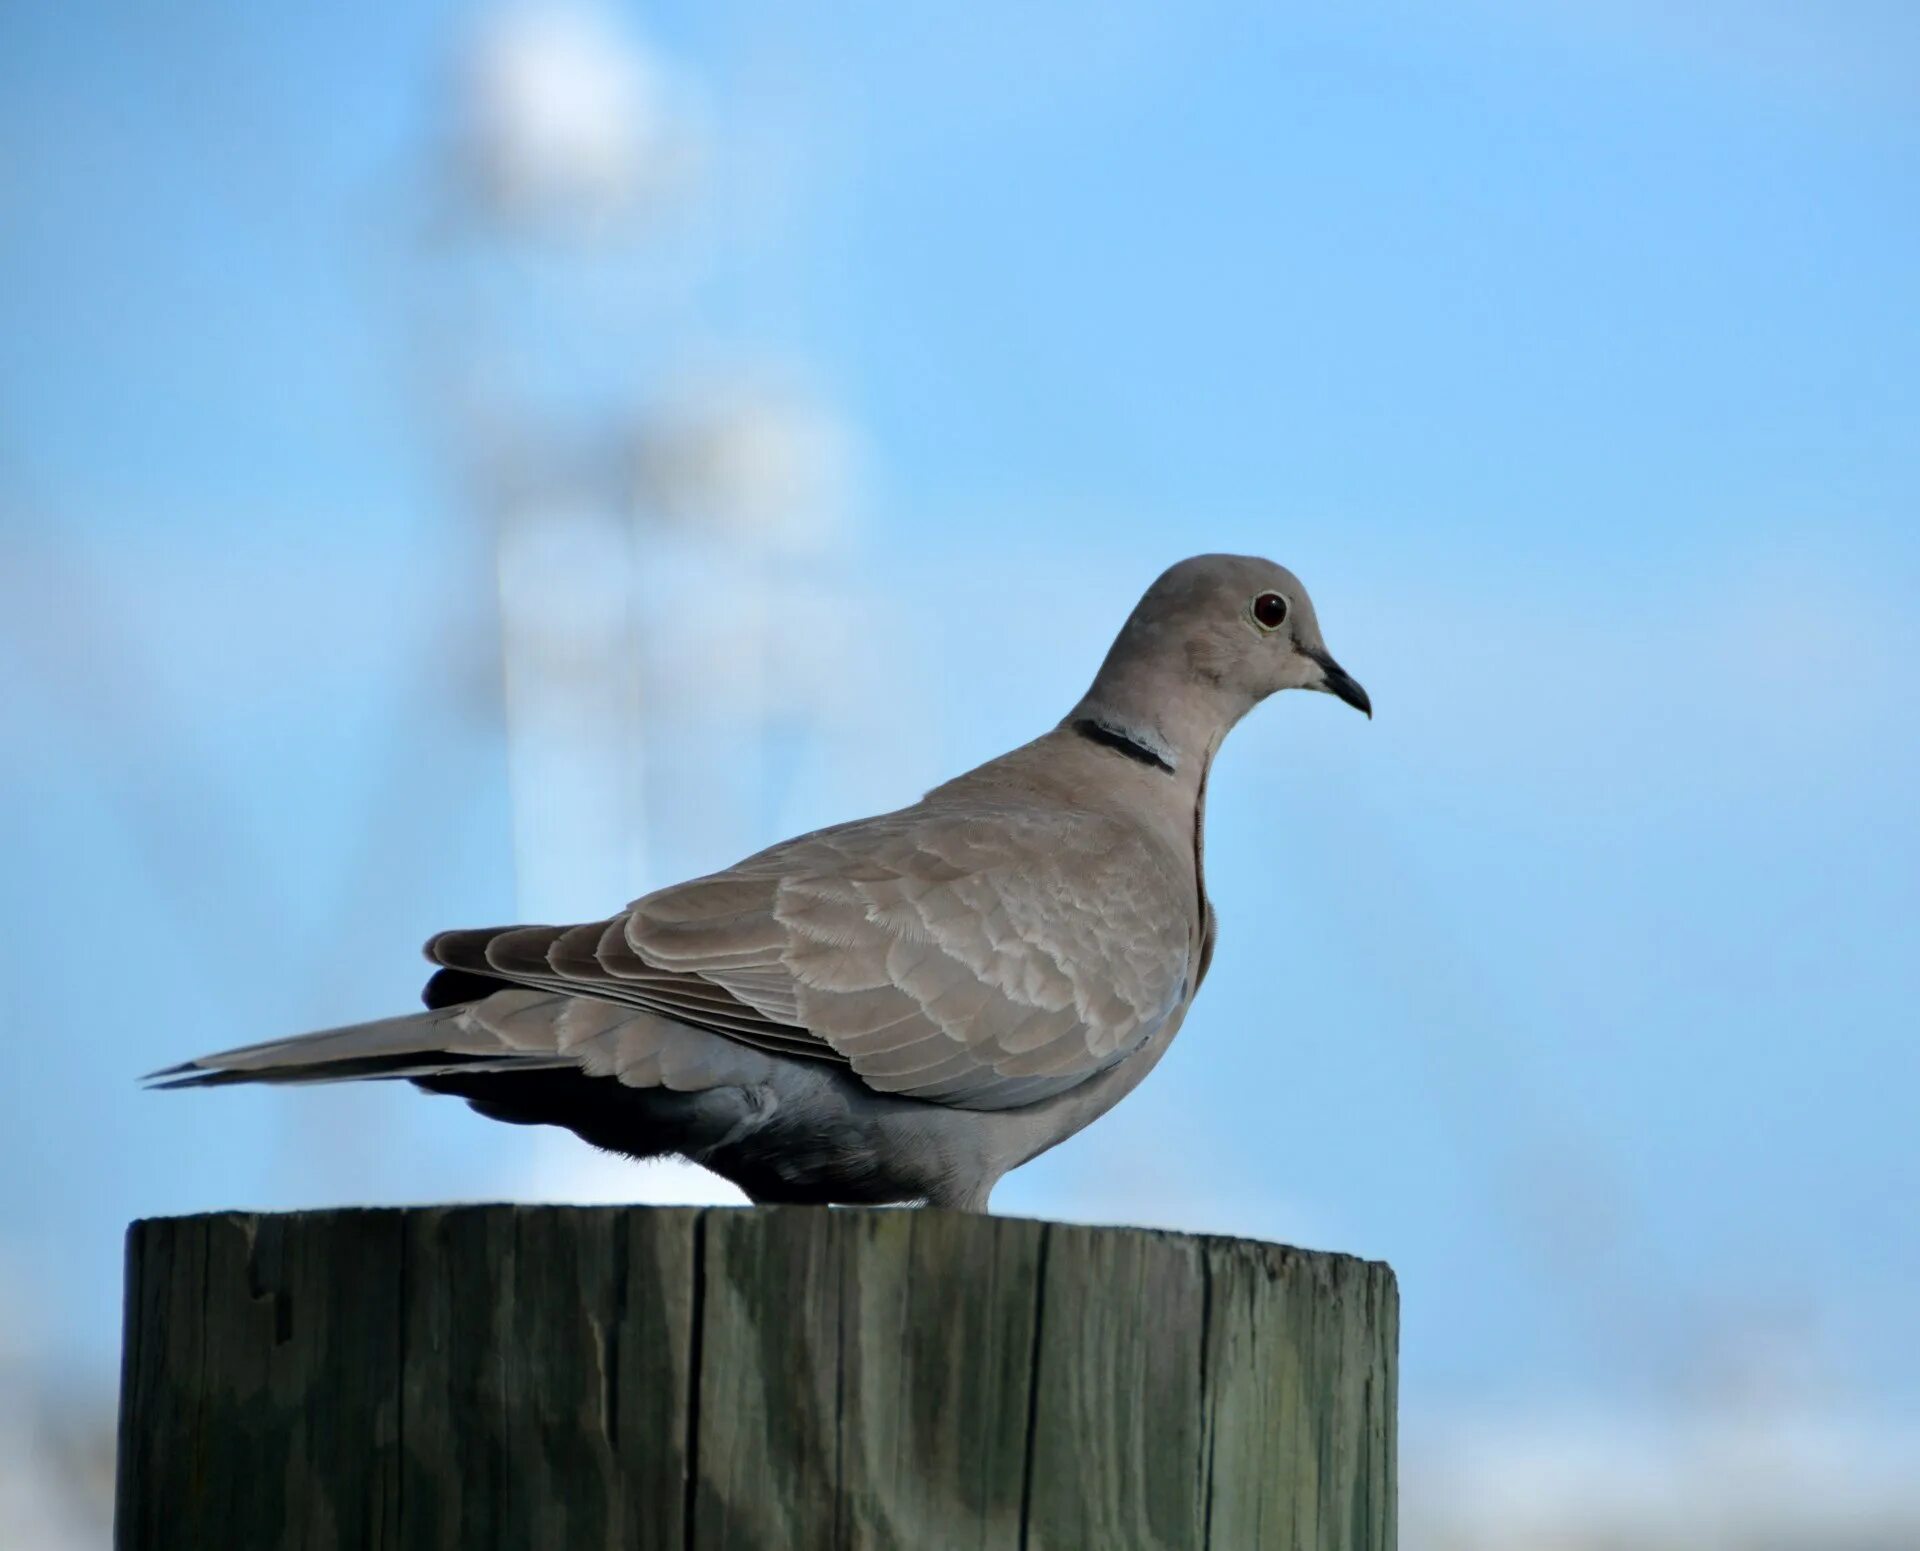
143,998 -> 572,1089
144,989 -> 796,1170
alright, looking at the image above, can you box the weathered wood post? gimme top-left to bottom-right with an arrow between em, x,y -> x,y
116,1206 -> 1395,1549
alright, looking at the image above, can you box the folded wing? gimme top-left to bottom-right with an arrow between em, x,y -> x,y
429,802 -> 1190,1111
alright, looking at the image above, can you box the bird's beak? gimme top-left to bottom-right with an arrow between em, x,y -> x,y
1304,648 -> 1372,719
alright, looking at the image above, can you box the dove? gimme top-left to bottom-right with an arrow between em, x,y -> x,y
151,554 -> 1369,1209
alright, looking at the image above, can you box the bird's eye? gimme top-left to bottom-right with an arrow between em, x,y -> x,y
1251,591 -> 1290,631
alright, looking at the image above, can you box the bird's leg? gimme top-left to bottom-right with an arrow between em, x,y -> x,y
922,1174 -> 996,1213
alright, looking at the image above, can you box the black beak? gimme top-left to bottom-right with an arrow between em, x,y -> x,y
1304,648 -> 1372,719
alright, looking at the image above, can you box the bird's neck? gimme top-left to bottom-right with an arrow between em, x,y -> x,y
1068,664 -> 1248,783
938,667 -> 1239,843
1059,682 -> 1225,972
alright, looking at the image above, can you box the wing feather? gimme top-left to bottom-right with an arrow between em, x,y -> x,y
420,800 -> 1190,1112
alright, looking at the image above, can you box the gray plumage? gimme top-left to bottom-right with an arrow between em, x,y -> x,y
153,554 -> 1369,1209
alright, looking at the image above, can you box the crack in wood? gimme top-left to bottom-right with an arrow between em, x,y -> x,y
1198,1250 -> 1218,1550
681,1209 -> 708,1551
1015,1221 -> 1052,1550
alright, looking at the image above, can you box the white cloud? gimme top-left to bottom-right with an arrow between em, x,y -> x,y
1407,1402 -> 1920,1550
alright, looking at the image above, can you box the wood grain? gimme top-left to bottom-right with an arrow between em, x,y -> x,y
116,1207 -> 1395,1550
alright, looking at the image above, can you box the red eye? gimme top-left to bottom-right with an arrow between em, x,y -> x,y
1252,591 -> 1289,630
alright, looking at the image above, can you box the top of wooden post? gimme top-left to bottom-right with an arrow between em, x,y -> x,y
117,1205 -> 1396,1551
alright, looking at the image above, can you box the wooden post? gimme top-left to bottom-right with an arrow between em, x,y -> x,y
116,1206 -> 1396,1550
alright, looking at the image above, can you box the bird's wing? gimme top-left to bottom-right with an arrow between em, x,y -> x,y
428,802 -> 1192,1111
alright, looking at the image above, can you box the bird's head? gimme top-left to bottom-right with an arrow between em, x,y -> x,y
1076,554 -> 1370,762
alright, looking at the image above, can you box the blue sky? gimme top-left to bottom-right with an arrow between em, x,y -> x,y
2,0 -> 1916,1469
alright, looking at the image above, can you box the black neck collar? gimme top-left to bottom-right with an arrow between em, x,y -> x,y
1072,717 -> 1176,775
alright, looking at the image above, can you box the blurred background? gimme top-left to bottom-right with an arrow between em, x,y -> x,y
2,2 -> 1916,1545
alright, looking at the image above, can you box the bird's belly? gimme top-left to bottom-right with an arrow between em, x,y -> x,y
993,996 -> 1196,1173
695,1073 -> 994,1206
692,994 -> 1196,1205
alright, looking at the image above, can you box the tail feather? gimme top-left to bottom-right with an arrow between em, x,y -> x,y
145,1050 -> 558,1089
143,1004 -> 570,1090
146,984 -> 793,1170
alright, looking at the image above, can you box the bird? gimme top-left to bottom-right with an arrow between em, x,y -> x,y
151,553 -> 1369,1210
